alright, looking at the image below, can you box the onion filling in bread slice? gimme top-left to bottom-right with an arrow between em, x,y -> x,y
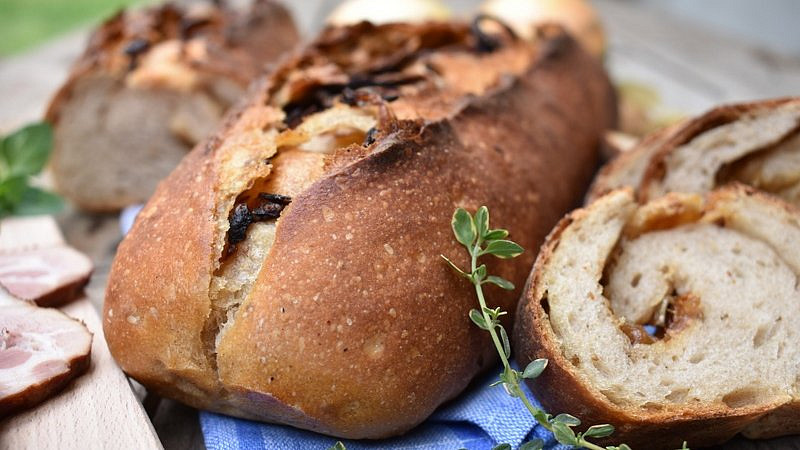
515,185 -> 800,448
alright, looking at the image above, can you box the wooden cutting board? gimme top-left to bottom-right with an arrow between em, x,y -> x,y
0,216 -> 162,450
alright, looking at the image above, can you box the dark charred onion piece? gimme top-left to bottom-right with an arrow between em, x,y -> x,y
471,14 -> 518,53
363,127 -> 378,147
123,38 -> 150,70
282,74 -> 423,128
225,193 -> 292,254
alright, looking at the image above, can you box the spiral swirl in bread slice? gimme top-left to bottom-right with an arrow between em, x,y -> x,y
515,184 -> 800,449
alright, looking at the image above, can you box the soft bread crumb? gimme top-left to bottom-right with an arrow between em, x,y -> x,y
541,188 -> 800,412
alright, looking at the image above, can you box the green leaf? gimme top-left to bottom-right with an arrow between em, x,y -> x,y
13,186 -> 64,216
491,444 -> 511,450
0,176 -> 27,210
619,445 -> 632,450
481,239 -> 523,259
1,122 -> 52,178
475,206 -> 489,238
484,228 -> 508,241
451,208 -> 476,248
499,325 -> 511,358
469,309 -> 491,330
473,264 -> 487,282
584,424 -> 615,438
522,358 -> 548,379
327,441 -> 346,450
552,421 -> 578,445
484,275 -> 515,290
482,306 -> 506,321
554,413 -> 581,427
519,439 -> 545,450
489,379 -> 503,387
679,441 -> 690,450
440,255 -> 469,278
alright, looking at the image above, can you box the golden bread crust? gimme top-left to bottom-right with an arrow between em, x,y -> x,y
104,22 -> 615,438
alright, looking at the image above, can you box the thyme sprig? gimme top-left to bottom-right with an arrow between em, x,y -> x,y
442,206 -> 635,450
329,206 -> 692,450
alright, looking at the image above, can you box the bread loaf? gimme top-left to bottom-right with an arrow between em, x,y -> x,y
103,21 -> 615,438
587,98 -> 800,205
46,0 -> 299,211
514,184 -> 800,448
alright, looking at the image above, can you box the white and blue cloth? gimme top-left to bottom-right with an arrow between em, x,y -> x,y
199,365 -> 569,450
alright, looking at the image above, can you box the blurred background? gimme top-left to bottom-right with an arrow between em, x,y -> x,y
3,1 -> 800,57
1,0 -> 799,135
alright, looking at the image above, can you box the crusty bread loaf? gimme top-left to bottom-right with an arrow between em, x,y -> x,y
514,184 -> 800,449
46,0 -> 298,212
587,98 -> 800,205
103,21 -> 615,438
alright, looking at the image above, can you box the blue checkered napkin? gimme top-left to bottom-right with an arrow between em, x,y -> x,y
199,365 -> 570,450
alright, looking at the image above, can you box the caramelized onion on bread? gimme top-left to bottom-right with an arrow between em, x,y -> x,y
46,0 -> 299,211
104,21 -> 615,438
515,185 -> 800,448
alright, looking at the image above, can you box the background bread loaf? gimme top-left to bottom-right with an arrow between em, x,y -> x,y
45,0 -> 299,212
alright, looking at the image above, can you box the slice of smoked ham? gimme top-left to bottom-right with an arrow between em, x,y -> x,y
0,288 -> 92,417
0,246 -> 93,307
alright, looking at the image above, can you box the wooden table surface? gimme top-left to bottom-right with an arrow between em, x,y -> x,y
1,1 -> 799,449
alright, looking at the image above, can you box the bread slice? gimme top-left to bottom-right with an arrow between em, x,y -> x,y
514,184 -> 800,449
45,0 -> 299,212
587,98 -> 800,205
103,22 -> 615,438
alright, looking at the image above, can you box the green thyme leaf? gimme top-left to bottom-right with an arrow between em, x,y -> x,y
481,239 -> 523,258
584,424 -> 615,438
473,264 -> 487,282
484,275 -> 514,290
519,439 -> 545,450
499,325 -> 511,358
484,228 -> 509,241
0,122 -> 52,178
554,413 -> 581,427
482,306 -> 506,321
451,208 -> 476,248
491,444 -> 511,450
522,358 -> 548,379
440,255 -> 469,278
469,308 -> 491,330
475,206 -> 489,238
552,421 -> 578,445
328,441 -> 346,450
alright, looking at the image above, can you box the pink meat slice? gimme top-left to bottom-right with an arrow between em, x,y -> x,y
0,246 -> 93,307
0,290 -> 92,417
